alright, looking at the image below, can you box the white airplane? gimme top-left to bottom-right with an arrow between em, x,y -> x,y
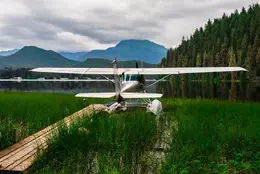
31,58 -> 247,115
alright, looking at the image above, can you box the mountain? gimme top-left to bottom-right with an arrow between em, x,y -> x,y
76,58 -> 156,68
0,46 -> 77,68
0,49 -> 19,56
160,3 -> 260,81
58,51 -> 88,61
79,39 -> 167,64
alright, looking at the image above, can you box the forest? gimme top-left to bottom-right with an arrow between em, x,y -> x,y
160,4 -> 260,82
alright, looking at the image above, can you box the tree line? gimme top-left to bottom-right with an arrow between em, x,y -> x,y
160,3 -> 260,82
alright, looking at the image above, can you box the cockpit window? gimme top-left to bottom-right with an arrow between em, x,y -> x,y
131,75 -> 137,80
120,74 -> 141,81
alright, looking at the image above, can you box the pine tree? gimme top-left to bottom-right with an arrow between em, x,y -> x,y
196,53 -> 202,67
203,51 -> 208,67
245,45 -> 254,79
159,4 -> 260,81
252,35 -> 260,58
256,47 -> 260,76
228,46 -> 237,80
237,50 -> 242,66
245,45 -> 252,70
241,34 -> 248,66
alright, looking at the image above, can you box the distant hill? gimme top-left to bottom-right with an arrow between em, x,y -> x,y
79,39 -> 167,64
58,51 -> 88,61
76,58 -> 156,68
0,39 -> 166,68
0,46 -> 77,68
0,49 -> 19,56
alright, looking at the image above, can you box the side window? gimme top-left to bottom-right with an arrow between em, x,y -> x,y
136,74 -> 141,81
126,75 -> 129,81
121,73 -> 125,81
131,75 -> 137,81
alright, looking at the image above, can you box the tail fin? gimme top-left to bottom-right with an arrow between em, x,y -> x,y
112,58 -> 121,94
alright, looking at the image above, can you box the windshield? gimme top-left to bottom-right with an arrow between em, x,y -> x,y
120,74 -> 140,81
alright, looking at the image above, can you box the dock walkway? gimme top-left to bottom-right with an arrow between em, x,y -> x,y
0,104 -> 106,172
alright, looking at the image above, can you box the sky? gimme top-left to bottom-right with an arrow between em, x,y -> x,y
0,0 -> 259,52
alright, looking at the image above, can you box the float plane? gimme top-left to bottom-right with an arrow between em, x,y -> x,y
31,58 -> 247,115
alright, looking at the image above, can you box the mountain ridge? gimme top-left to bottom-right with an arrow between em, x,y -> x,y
76,58 -> 156,68
58,51 -> 88,61
0,46 -> 76,68
0,49 -> 19,56
0,46 -> 156,69
1,39 -> 167,63
79,39 -> 167,63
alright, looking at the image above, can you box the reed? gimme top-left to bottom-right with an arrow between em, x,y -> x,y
162,99 -> 260,173
1,92 -> 259,173
0,92 -> 86,149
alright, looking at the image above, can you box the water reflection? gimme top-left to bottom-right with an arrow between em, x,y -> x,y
0,81 -> 259,102
0,81 -> 156,94
157,79 -> 260,102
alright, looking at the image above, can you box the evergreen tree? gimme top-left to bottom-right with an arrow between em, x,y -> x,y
228,46 -> 237,80
256,47 -> 260,76
160,3 -> 260,81
196,53 -> 202,67
203,51 -> 208,67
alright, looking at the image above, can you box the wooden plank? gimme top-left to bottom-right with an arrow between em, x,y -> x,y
0,104 -> 106,171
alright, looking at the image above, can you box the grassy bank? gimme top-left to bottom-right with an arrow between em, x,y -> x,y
0,92 -> 87,150
31,110 -> 170,173
162,99 -> 260,173
30,98 -> 260,173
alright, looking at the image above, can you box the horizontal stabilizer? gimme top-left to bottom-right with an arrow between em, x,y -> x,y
121,93 -> 163,99
75,92 -> 162,99
75,93 -> 116,98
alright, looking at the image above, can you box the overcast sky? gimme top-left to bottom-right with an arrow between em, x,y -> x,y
0,0 -> 259,52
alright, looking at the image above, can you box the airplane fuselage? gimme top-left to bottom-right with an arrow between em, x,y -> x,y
120,81 -> 144,93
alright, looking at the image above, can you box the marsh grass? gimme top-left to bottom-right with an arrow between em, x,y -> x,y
0,92 -> 91,149
31,109 -> 172,173
162,99 -> 260,173
32,98 -> 260,173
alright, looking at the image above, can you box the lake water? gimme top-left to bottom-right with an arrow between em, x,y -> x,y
0,81 -> 156,94
0,81 -> 259,102
157,81 -> 260,102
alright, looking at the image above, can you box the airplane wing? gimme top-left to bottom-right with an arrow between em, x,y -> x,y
75,93 -> 116,98
31,67 -> 247,75
31,68 -> 114,74
120,67 -> 247,75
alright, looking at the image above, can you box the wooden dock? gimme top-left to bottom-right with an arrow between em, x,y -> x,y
0,104 -> 106,172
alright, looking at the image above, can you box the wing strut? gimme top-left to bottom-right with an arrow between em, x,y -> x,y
100,75 -> 115,84
145,74 -> 172,90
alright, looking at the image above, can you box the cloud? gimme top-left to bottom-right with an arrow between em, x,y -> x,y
0,0 -> 259,51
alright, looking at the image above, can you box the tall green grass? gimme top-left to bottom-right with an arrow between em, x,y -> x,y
31,110 -> 169,173
31,98 -> 260,173
0,92 -> 87,150
162,99 -> 260,173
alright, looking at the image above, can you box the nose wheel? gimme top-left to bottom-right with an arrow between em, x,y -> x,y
106,101 -> 127,113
